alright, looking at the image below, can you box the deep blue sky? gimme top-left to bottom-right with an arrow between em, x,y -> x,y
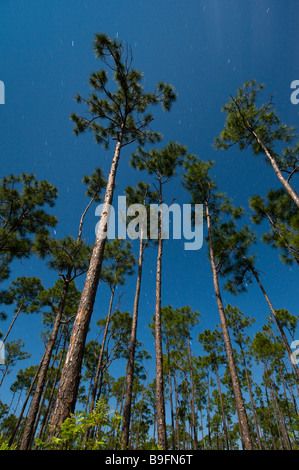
0,0 -> 298,408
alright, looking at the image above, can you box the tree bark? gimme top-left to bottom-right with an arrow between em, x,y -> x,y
166,346 -> 175,450
249,265 -> 299,380
214,362 -> 229,450
155,181 -> 167,450
174,373 -> 180,450
89,283 -> 116,414
187,335 -> 198,450
206,202 -> 254,450
265,211 -> 299,266
20,274 -> 71,449
48,132 -> 123,439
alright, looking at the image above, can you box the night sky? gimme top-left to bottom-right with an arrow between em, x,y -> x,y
0,0 -> 298,408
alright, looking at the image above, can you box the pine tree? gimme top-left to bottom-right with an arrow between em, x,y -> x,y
182,155 -> 254,450
225,304 -> 263,449
0,277 -> 44,346
121,182 -> 157,449
0,340 -> 31,388
88,239 -> 135,414
0,173 -> 57,282
19,168 -> 104,449
198,329 -> 230,450
210,214 -> 299,381
214,80 -> 299,206
131,142 -> 186,449
249,189 -> 299,266
49,33 -> 176,436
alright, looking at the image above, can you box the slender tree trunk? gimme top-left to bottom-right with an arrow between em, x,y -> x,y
265,212 -> 299,266
8,359 -> 43,446
214,362 -> 229,450
89,283 -> 116,413
239,343 -> 263,450
174,373 -> 180,450
267,366 -> 292,450
206,202 -> 254,450
36,331 -> 67,444
206,370 -> 212,449
251,130 -> 299,207
121,235 -> 145,449
155,183 -> 167,450
187,336 -> 198,450
249,264 -> 299,380
20,273 -> 71,449
48,132 -> 123,438
134,385 -> 147,450
1,304 -> 24,347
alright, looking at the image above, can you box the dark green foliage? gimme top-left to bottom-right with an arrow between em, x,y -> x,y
0,174 -> 57,282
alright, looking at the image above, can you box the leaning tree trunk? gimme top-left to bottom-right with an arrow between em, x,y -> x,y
252,130 -> 299,208
248,262 -> 299,380
206,202 -> 254,450
154,183 -> 168,450
121,234 -> 145,449
48,130 -> 124,439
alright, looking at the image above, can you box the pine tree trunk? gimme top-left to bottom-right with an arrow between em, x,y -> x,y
267,366 -> 292,450
265,212 -> 299,266
89,282 -> 116,414
252,130 -> 299,208
36,332 -> 67,444
167,346 -> 175,450
206,370 -> 212,449
1,304 -> 24,345
174,373 -> 180,450
206,202 -> 254,450
155,181 -> 167,450
187,336 -> 198,450
48,132 -> 123,439
264,378 -> 277,450
214,362 -> 230,450
20,274 -> 71,449
249,264 -> 299,380
121,235 -> 145,449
